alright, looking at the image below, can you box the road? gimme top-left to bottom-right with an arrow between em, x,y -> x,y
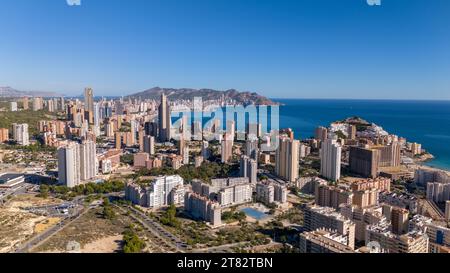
0,183 -> 32,204
114,204 -> 188,252
194,240 -> 281,253
14,197 -> 93,253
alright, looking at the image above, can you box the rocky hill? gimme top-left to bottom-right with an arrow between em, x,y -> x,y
126,87 -> 279,105
0,86 -> 61,98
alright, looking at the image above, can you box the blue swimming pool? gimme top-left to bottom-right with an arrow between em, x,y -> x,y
240,208 -> 268,220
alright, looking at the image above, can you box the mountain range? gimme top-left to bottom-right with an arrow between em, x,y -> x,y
0,86 -> 61,98
125,87 -> 279,105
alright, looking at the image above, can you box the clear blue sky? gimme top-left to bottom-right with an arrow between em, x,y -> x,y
0,0 -> 449,99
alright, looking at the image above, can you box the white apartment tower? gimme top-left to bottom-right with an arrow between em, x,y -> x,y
58,142 -> 81,188
12,123 -> 29,146
320,137 -> 342,181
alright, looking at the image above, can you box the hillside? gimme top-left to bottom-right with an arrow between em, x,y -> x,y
125,87 -> 279,105
0,86 -> 61,98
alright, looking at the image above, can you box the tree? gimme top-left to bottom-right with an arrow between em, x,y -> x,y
122,227 -> 145,253
160,204 -> 180,228
38,184 -> 50,199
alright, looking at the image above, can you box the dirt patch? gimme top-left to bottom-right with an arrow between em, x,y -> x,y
0,194 -> 64,253
81,235 -> 123,253
34,218 -> 61,233
33,208 -> 130,252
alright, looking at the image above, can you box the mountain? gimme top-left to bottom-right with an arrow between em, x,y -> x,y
0,86 -> 61,98
125,87 -> 279,105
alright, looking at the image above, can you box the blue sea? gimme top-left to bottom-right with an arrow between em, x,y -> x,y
274,99 -> 450,171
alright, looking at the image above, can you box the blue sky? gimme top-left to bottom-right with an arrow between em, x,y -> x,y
0,0 -> 449,99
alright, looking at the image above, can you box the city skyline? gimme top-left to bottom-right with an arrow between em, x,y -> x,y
1,0 -> 450,100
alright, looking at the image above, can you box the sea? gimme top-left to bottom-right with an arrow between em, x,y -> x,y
274,99 -> 450,171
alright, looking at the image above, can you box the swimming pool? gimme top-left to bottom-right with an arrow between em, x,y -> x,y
240,207 -> 268,220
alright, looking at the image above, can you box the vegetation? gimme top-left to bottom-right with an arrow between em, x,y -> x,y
0,109 -> 56,136
122,225 -> 146,253
221,211 -> 246,223
159,204 -> 181,228
37,184 -> 50,198
102,197 -> 116,220
335,130 -> 347,140
1,142 -> 57,153
120,154 -> 134,165
40,180 -> 125,200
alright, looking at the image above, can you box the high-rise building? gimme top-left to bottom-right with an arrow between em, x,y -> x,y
158,93 -> 171,142
147,175 -> 184,208
375,142 -> 401,168
304,205 -> 356,249
320,137 -> 342,181
315,126 -> 328,142
315,180 -> 353,210
22,97 -> 29,110
134,152 -> 149,168
93,102 -> 101,127
340,204 -> 386,242
12,123 -> 29,146
125,176 -> 185,208
79,140 -> 97,181
32,97 -> 43,111
201,141 -> 210,160
391,207 -> 409,235
182,146 -> 190,165
299,229 -> 356,253
59,97 -> 65,111
275,136 -> 300,182
240,155 -> 258,184
184,192 -> 222,227
58,142 -> 81,188
349,146 -> 380,178
10,101 -> 18,112
366,222 -> 429,253
84,87 -> 94,124
426,182 -> 450,203
347,125 -> 356,140
446,201 -> 450,222
245,138 -> 259,160
217,183 -> 252,207
411,142 -> 422,155
221,133 -> 233,163
351,188 -> 379,208
143,135 -> 155,155
0,128 -> 9,143
256,182 -> 274,205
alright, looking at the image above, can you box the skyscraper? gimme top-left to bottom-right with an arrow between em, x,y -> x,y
201,141 -> 210,160
158,93 -> 171,142
275,136 -> 300,182
315,126 -> 328,142
245,138 -> 259,160
445,201 -> 450,222
143,135 -> 155,155
320,137 -> 342,181
349,146 -> 380,178
79,140 -> 97,181
58,142 -> 81,188
391,207 -> 409,235
240,155 -> 258,184
84,87 -> 94,124
12,123 -> 29,146
0,128 -> 9,143
22,97 -> 29,110
221,133 -> 233,163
